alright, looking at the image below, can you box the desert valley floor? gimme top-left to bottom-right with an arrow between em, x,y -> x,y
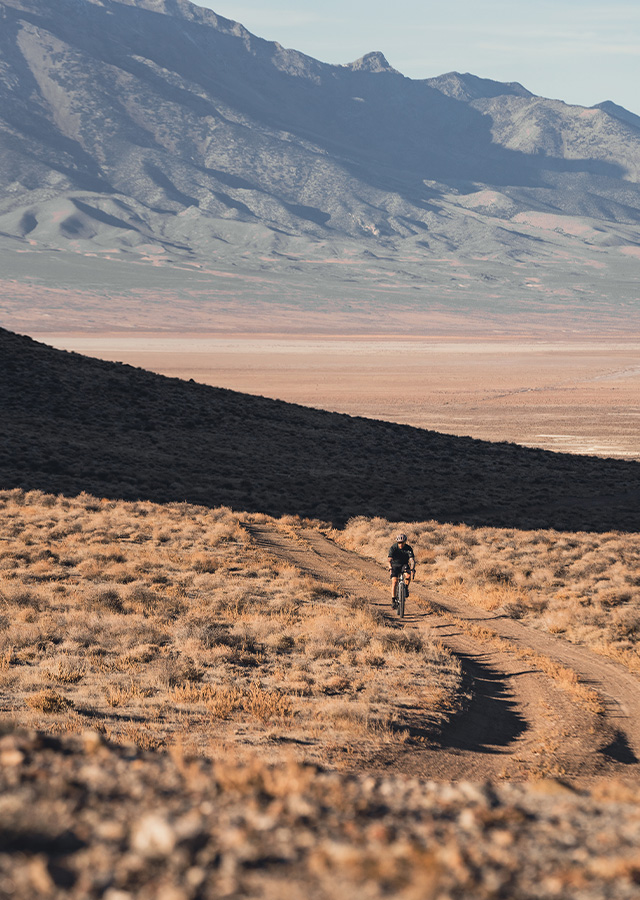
36,333 -> 640,461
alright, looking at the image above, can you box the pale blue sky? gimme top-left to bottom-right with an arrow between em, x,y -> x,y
198,0 -> 640,115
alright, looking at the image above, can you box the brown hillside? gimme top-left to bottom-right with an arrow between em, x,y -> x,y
1,327 -> 638,531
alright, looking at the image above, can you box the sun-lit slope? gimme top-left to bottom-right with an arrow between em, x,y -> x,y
0,0 -> 640,266
2,0 -> 640,331
0,0 -> 521,247
1,327 -> 638,531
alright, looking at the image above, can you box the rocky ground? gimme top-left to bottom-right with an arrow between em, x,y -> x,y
2,727 -> 640,900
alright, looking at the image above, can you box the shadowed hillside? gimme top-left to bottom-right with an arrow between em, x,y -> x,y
1,327 -> 638,531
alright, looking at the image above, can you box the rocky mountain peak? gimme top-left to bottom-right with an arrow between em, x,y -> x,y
346,51 -> 398,74
426,71 -> 533,102
593,100 -> 640,132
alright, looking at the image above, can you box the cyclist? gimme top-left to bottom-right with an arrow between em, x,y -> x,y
388,533 -> 416,608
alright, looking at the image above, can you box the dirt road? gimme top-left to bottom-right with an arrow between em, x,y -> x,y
248,523 -> 640,784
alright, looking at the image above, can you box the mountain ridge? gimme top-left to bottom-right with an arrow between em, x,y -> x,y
1,0 -> 639,331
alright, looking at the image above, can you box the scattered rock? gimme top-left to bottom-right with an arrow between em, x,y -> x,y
2,728 -> 640,899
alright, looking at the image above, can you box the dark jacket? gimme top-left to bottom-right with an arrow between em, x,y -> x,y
388,542 -> 415,569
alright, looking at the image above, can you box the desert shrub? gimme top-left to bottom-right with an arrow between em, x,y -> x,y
125,584 -> 159,610
45,658 -> 86,684
265,633 -> 295,654
383,630 -> 424,655
156,655 -> 203,688
610,609 -> 640,637
192,554 -> 218,573
26,689 -> 74,713
600,590 -> 632,608
244,681 -> 293,722
87,587 -> 124,614
0,584 -> 42,609
199,624 -> 248,650
319,674 -> 351,695
205,685 -> 242,718
480,565 -> 514,586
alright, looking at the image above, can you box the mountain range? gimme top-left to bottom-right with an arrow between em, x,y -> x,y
1,0 -> 640,332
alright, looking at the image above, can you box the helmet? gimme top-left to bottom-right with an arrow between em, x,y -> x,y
396,533 -> 407,542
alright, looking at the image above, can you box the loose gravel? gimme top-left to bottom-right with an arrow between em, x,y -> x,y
2,728 -> 640,899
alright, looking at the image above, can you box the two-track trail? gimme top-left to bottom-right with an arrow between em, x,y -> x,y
247,523 -> 640,784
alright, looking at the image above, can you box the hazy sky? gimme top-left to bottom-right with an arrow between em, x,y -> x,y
198,0 -> 640,115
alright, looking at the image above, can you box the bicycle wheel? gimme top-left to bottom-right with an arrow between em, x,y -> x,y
397,580 -> 406,617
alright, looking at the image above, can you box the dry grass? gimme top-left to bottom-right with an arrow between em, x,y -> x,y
25,689 -> 75,713
337,517 -> 640,672
0,489 -> 461,763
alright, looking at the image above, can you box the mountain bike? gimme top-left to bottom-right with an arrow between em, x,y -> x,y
394,566 -> 411,618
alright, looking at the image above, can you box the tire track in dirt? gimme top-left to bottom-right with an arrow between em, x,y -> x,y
248,523 -> 640,783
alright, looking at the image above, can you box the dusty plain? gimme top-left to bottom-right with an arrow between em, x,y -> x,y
36,333 -> 640,461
